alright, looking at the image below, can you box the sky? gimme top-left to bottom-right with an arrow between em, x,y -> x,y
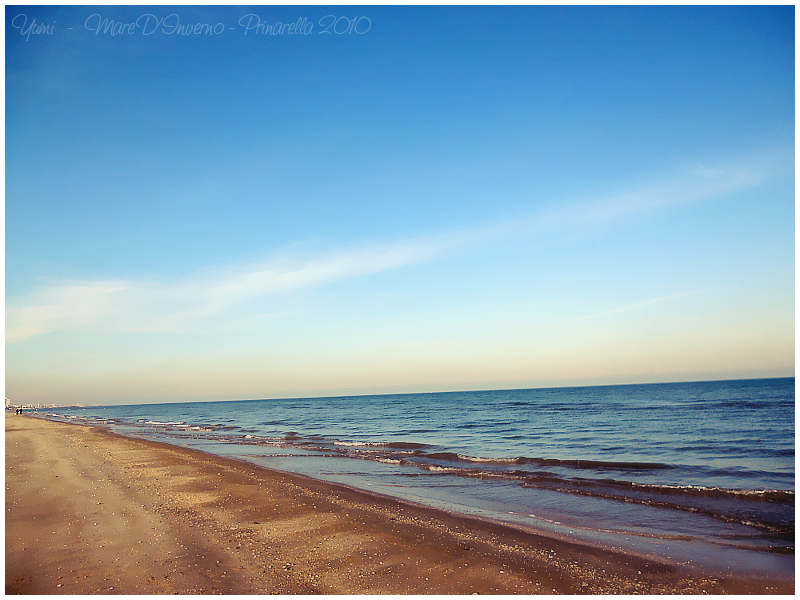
5,5 -> 795,405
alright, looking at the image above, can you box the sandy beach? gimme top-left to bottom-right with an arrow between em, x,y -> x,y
6,414 -> 793,595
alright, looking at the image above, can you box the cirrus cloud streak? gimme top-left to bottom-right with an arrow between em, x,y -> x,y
6,154 -> 781,342
6,235 -> 461,341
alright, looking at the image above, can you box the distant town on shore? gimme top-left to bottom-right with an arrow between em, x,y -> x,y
5,398 -> 89,410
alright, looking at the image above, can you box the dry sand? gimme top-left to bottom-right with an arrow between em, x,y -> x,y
6,414 -> 793,594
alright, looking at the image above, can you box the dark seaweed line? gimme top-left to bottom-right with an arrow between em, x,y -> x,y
536,485 -> 795,537
337,449 -> 794,503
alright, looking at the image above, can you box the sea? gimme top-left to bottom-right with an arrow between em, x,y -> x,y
40,377 -> 794,578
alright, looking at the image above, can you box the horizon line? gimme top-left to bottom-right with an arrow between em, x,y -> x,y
27,374 -> 794,408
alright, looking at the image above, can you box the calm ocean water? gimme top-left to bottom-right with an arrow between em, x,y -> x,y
41,378 -> 794,576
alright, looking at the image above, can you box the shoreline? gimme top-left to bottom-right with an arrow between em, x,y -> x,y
6,415 -> 794,594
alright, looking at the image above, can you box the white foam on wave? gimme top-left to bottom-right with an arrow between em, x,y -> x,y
628,481 -> 793,496
424,465 -> 457,472
334,440 -> 381,447
456,454 -> 514,463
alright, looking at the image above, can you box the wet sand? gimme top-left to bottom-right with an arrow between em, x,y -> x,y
6,415 -> 793,594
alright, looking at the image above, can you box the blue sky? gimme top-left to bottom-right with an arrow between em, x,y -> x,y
6,5 -> 794,405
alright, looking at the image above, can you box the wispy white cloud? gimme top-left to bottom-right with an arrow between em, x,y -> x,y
6,154 -> 780,342
6,235 -> 462,341
535,162 -> 766,230
6,282 -> 134,340
566,290 -> 707,324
